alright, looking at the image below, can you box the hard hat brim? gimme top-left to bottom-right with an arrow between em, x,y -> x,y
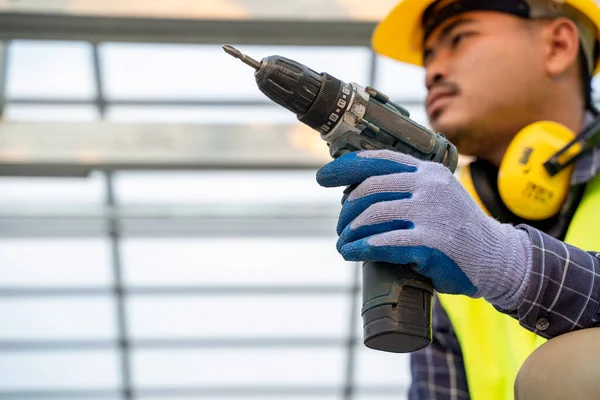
371,0 -> 437,67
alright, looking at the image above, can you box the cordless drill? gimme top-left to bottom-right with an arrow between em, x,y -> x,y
223,45 -> 459,353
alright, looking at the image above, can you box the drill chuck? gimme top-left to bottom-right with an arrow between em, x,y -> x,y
224,45 -> 354,134
224,45 -> 459,353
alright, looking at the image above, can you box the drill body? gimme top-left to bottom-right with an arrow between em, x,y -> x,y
224,46 -> 459,353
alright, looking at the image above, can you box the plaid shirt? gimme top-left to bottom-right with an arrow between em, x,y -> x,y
408,143 -> 600,400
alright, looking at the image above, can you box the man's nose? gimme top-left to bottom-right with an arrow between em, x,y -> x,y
425,52 -> 450,90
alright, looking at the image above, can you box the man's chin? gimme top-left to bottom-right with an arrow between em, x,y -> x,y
429,111 -> 462,138
430,113 -> 481,155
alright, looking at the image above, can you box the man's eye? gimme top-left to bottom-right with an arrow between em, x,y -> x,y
451,32 -> 471,48
423,48 -> 433,66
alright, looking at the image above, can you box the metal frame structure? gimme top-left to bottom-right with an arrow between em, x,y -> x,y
0,12 -> 409,400
0,13 -> 378,46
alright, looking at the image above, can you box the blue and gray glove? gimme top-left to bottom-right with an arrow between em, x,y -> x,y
316,149 -> 532,310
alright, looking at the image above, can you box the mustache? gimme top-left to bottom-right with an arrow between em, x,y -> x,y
427,81 -> 460,96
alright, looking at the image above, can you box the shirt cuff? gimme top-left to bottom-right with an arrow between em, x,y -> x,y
502,225 -> 600,339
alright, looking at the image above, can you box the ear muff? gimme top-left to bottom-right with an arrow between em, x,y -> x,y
497,121 -> 582,220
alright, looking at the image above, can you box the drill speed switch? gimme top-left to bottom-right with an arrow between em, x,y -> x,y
224,45 -> 459,353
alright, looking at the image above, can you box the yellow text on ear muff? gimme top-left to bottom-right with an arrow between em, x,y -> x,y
498,121 -> 582,221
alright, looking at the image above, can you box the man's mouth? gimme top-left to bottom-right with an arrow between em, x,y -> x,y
426,91 -> 455,119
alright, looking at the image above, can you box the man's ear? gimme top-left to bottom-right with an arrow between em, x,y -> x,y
541,17 -> 580,77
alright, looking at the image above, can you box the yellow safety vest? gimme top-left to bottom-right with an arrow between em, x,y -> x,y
438,170 -> 600,400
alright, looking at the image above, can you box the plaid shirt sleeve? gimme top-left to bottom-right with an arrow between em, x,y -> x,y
408,294 -> 470,400
501,144 -> 600,336
506,225 -> 600,338
406,228 -> 600,400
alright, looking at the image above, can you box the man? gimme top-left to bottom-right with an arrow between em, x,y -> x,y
315,0 -> 600,399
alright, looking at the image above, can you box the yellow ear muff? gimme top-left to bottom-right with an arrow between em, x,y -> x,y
497,121 -> 582,221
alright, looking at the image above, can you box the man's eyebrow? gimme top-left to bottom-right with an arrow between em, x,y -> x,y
423,17 -> 477,61
437,17 -> 477,43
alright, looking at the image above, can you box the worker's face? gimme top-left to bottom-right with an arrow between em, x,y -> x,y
422,11 -> 546,157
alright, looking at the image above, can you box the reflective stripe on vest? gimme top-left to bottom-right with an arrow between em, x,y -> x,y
438,171 -> 600,400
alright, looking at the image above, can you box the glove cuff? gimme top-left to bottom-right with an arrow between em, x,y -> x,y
484,225 -> 532,310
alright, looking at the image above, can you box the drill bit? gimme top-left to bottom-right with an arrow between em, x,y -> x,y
222,45 -> 262,70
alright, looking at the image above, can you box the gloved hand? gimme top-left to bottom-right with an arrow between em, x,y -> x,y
316,149 -> 532,310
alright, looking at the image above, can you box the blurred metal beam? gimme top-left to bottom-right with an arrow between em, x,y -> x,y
0,13 -> 376,46
0,164 -> 93,176
0,216 -> 339,237
91,42 -> 106,116
0,386 -> 408,399
0,204 -> 341,239
0,203 -> 341,237
0,203 -> 340,218
0,389 -> 121,399
105,171 -> 133,400
0,340 -> 116,351
0,338 -> 348,351
0,40 -> 7,118
7,98 -> 426,106
0,386 -> 406,399
0,285 -> 353,297
0,162 -> 321,176
344,263 -> 361,400
136,386 -> 405,397
0,217 -> 107,236
0,122 -> 332,175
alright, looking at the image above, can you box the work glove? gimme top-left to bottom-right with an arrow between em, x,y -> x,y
316,149 -> 532,310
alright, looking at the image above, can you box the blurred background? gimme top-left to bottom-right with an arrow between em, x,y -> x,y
2,1 -> 598,399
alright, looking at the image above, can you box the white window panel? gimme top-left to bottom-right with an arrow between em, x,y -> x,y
6,40 -> 96,100
0,350 -> 121,390
13,398 -> 119,400
106,105 -> 297,124
355,394 -> 408,400
101,43 -> 370,100
122,238 -> 351,286
140,397 -> 339,400
127,293 -> 349,339
0,172 -> 106,206
374,55 -> 427,102
0,297 -> 115,340
113,170 -> 342,205
4,105 -> 100,122
354,344 -> 411,388
0,239 -> 112,287
132,348 -> 345,387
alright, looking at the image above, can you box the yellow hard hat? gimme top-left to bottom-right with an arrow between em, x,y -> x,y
372,0 -> 600,75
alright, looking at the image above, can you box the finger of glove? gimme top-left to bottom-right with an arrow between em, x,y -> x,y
336,218 -> 413,252
336,191 -> 411,235
339,231 -> 477,296
339,194 -> 422,237
336,170 -> 424,234
346,167 -> 424,202
316,150 -> 417,188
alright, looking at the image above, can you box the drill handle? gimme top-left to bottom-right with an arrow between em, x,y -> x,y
329,132 -> 435,353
